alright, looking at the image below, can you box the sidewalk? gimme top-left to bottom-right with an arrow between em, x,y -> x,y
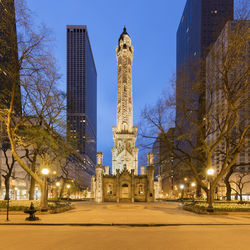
1,201 -> 250,226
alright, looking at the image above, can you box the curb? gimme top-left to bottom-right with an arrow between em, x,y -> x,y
1,223 -> 250,227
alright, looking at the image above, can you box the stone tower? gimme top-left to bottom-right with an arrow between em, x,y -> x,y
112,27 -> 138,175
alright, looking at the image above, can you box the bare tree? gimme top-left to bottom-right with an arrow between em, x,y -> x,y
0,0 -> 69,207
230,172 -> 250,201
1,138 -> 16,200
140,13 -> 249,207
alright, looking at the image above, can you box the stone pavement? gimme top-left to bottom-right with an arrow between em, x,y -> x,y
1,225 -> 250,250
0,201 -> 250,225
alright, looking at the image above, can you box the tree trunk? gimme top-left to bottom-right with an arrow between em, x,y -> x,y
196,184 -> 202,198
59,180 -> 66,199
224,167 -> 234,201
235,193 -> 238,200
239,190 -> 243,201
29,151 -> 37,200
29,177 -> 35,200
4,176 -> 10,200
40,180 -> 48,211
207,188 -> 215,210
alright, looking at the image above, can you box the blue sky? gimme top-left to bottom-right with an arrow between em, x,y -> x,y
26,0 -> 187,166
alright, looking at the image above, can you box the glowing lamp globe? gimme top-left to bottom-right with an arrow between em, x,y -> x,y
41,168 -> 49,175
207,168 -> 215,176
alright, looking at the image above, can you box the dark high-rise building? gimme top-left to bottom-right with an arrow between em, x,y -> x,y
0,0 -> 21,113
175,0 -> 234,155
67,25 -> 97,169
153,128 -> 175,179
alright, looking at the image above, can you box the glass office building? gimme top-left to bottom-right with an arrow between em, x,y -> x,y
0,0 -> 21,113
67,25 -> 97,169
175,0 -> 234,151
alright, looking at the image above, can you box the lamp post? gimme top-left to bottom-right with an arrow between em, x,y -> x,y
41,168 -> 49,211
66,184 -> 71,200
191,182 -> 196,202
207,168 -> 215,212
180,184 -> 184,201
56,182 -> 60,200
14,187 -> 18,200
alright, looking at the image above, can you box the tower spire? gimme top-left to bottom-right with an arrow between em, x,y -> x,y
112,28 -> 138,175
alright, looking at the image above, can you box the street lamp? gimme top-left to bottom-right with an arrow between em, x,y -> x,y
207,168 -> 215,176
66,184 -> 71,200
191,182 -> 196,201
41,168 -> 49,175
41,168 -> 49,211
180,184 -> 184,201
207,168 -> 215,212
55,182 -> 60,200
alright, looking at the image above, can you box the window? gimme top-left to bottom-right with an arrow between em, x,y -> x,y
107,185 -> 112,195
211,10 -> 218,14
138,185 -> 143,194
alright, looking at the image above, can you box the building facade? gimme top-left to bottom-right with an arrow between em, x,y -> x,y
92,28 -> 156,203
175,0 -> 234,160
206,21 -> 250,200
92,152 -> 155,203
67,25 -> 97,172
153,129 -> 175,196
0,0 -> 21,112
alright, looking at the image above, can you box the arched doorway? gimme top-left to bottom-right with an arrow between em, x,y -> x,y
121,183 -> 129,199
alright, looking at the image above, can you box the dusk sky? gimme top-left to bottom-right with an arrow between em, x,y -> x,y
26,0 -> 187,166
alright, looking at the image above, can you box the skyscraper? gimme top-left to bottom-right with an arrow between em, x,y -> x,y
67,25 -> 97,169
0,0 -> 21,113
175,0 -> 234,157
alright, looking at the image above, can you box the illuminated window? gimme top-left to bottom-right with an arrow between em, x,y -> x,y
211,10 -> 218,14
138,185 -> 143,194
107,185 -> 112,194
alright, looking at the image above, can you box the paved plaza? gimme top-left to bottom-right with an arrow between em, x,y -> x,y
0,202 -> 250,249
1,225 -> 250,250
0,201 -> 249,225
